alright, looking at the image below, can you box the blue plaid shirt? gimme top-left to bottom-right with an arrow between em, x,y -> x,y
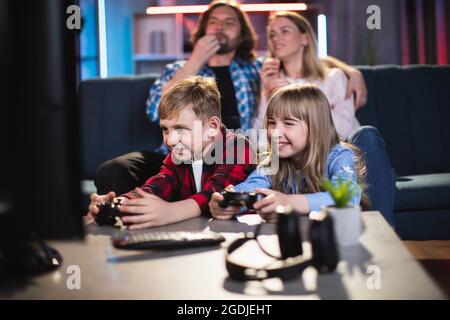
146,57 -> 264,132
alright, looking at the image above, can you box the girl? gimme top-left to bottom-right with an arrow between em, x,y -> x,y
209,83 -> 370,222
252,11 -> 395,226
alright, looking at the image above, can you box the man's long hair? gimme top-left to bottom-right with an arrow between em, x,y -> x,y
191,0 -> 257,61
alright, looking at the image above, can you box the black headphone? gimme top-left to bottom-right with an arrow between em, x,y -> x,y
225,206 -> 339,281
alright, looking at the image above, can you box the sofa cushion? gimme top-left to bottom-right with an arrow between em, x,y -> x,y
395,209 -> 450,240
395,173 -> 450,211
357,65 -> 450,177
79,74 -> 162,179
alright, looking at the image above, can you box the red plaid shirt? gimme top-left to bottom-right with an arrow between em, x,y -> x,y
123,128 -> 256,216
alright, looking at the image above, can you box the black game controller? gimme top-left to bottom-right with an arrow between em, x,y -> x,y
219,191 -> 265,210
95,198 -> 127,226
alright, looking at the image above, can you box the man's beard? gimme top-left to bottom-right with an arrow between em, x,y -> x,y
216,33 -> 240,54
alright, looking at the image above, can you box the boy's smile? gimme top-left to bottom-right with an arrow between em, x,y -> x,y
160,107 -> 218,162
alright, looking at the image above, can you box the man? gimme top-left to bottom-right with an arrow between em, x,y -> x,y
95,0 -> 367,195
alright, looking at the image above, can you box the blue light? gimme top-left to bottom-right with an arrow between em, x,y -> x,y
318,14 -> 327,58
98,0 -> 108,78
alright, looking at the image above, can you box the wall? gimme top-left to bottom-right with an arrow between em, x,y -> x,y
100,0 -> 408,75
313,0 -> 402,65
105,0 -> 155,76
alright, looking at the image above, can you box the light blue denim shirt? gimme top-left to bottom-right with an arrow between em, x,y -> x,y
234,144 -> 362,212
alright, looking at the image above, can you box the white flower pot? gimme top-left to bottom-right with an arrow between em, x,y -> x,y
323,205 -> 361,247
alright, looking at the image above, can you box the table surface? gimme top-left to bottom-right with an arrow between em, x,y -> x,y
0,211 -> 445,300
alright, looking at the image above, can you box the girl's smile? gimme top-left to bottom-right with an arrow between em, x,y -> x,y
268,116 -> 309,160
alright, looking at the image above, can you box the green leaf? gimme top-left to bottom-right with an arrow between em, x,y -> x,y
322,178 -> 357,208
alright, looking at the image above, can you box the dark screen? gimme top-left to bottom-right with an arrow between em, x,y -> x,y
2,0 -> 83,240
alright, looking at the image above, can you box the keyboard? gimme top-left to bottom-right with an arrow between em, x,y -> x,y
112,231 -> 226,250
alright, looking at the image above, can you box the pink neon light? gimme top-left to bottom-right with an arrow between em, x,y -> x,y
146,3 -> 307,15
146,5 -> 208,15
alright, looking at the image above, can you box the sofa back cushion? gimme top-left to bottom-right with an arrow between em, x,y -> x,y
357,65 -> 450,176
79,66 -> 450,179
79,75 -> 162,179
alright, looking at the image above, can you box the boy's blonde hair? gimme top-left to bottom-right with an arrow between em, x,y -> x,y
158,76 -> 221,121
268,11 -> 326,80
260,84 -> 370,209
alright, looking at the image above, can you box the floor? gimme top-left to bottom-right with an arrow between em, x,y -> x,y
403,240 -> 450,299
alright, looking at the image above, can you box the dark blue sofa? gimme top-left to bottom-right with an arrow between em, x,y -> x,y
78,65 -> 450,240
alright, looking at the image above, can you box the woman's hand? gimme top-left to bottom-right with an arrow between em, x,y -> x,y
266,78 -> 290,97
260,58 -> 281,94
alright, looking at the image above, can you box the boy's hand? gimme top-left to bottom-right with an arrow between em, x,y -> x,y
118,188 -> 173,229
209,191 -> 241,221
87,191 -> 116,223
253,188 -> 292,223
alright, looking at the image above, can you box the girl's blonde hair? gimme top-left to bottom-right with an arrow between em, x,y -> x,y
268,11 -> 326,80
260,84 -> 370,209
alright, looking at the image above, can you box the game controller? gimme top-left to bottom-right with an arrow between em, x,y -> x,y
218,191 -> 265,210
94,198 -> 127,226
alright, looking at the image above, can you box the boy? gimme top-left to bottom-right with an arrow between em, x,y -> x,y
87,76 -> 255,229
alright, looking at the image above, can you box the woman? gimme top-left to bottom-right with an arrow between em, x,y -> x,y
254,11 -> 395,226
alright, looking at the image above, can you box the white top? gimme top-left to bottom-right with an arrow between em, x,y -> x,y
254,68 -> 361,140
191,159 -> 203,193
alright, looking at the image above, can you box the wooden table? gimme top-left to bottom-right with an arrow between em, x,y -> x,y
0,212 -> 445,299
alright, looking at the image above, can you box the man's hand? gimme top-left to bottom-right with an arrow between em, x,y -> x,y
86,191 -> 116,222
321,56 -> 368,110
346,68 -> 368,110
209,191 -> 241,221
190,35 -> 221,66
119,188 -> 173,229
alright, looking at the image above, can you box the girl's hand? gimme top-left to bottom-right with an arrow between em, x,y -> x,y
253,188 -> 292,223
224,184 -> 236,192
209,191 -> 241,221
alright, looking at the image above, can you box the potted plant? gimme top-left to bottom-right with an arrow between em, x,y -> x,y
321,179 -> 362,247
